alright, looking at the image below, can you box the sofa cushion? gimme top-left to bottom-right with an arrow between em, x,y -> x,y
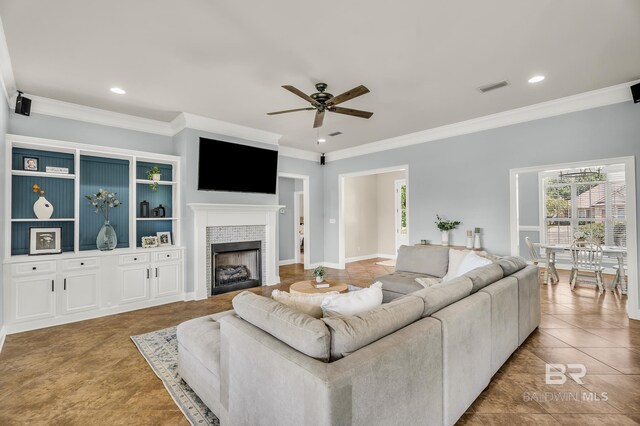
322,294 -> 423,361
395,245 -> 449,278
464,263 -> 504,293
321,282 -> 383,317
442,248 -> 470,281
415,276 -> 442,288
373,271 -> 427,295
232,291 -> 331,362
411,276 -> 473,317
272,289 -> 339,318
176,310 -> 236,376
497,256 -> 528,275
456,251 -> 493,276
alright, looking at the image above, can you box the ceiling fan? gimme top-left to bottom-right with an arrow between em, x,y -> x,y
267,83 -> 373,128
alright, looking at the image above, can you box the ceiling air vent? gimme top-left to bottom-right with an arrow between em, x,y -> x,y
477,80 -> 509,93
328,131 -> 342,137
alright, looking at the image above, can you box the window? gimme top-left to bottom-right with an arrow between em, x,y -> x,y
541,165 -> 626,247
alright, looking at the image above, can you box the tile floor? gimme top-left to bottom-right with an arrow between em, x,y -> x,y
0,259 -> 638,425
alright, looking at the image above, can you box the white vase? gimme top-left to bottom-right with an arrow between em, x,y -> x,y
33,195 -> 54,219
441,230 -> 449,246
474,233 -> 481,249
466,236 -> 474,249
315,276 -> 324,284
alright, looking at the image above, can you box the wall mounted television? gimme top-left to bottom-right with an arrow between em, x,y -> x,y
197,137 -> 278,194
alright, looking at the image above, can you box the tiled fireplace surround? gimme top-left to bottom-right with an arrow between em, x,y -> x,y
189,203 -> 282,300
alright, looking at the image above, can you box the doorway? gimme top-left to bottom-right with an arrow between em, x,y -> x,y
294,190 -> 304,264
278,173 -> 311,269
395,179 -> 408,250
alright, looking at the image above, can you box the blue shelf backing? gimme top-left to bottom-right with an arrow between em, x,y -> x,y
12,147 -> 75,173
136,220 -> 173,247
136,161 -> 173,181
136,183 -> 173,218
11,221 -> 74,256
12,176 -> 75,219
79,156 -> 130,251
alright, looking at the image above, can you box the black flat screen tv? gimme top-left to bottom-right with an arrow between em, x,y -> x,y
197,137 -> 278,194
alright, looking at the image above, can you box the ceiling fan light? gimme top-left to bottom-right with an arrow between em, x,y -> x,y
317,138 -> 326,143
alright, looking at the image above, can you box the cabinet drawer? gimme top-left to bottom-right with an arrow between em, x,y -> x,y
12,261 -> 57,276
119,253 -> 150,265
154,250 -> 180,262
62,258 -> 100,270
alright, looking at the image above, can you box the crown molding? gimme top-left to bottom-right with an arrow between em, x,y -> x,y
29,95 -> 175,136
325,80 -> 639,162
0,17 -> 17,104
172,112 -> 282,146
278,145 -> 320,162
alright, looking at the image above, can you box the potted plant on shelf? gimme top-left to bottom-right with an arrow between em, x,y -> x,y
147,166 -> 162,192
312,266 -> 327,284
85,189 -> 122,251
435,214 -> 461,246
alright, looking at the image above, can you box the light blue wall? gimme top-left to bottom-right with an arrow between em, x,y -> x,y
323,102 -> 640,274
8,113 -> 174,154
0,98 -> 8,329
278,177 -> 296,261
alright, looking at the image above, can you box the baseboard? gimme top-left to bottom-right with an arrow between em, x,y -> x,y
322,262 -> 345,270
377,253 -> 397,259
345,253 -> 395,263
0,326 -> 6,354
183,292 -> 196,301
278,259 -> 297,266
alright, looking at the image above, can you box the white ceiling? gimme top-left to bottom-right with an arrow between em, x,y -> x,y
1,0 -> 639,153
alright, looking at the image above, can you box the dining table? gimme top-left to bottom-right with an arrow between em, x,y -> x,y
536,243 -> 627,294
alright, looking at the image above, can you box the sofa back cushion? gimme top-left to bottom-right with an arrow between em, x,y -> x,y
272,289 -> 339,318
232,291 -> 331,362
395,245 -> 449,278
412,276 -> 473,317
497,256 -> 528,276
322,294 -> 423,361
321,282 -> 383,317
464,263 -> 504,293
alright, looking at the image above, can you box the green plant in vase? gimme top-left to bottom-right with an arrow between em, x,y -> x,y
85,189 -> 122,251
147,166 -> 162,192
312,266 -> 327,284
435,214 -> 461,246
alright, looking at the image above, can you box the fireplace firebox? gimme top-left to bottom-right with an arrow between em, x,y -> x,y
211,241 -> 262,295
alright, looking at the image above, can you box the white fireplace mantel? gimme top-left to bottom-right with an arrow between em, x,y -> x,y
188,203 -> 284,300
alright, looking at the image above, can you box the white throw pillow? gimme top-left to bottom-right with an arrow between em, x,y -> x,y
321,282 -> 383,317
456,251 -> 493,276
272,290 -> 339,319
415,277 -> 442,288
442,248 -> 470,281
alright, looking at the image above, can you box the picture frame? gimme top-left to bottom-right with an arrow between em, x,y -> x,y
23,156 -> 39,172
29,227 -> 62,255
156,231 -> 172,246
141,236 -> 159,248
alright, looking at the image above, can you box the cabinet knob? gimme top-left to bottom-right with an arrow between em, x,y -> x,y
134,257 -> 138,261
32,266 -> 37,270
80,262 -> 85,266
166,254 -> 170,258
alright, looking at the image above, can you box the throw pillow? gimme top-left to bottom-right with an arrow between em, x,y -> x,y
414,277 -> 442,288
442,248 -> 470,281
456,251 -> 493,276
272,290 -> 339,319
321,282 -> 383,317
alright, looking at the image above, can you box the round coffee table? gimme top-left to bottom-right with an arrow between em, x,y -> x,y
289,280 -> 349,295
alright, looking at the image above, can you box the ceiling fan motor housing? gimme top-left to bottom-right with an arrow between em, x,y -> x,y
311,83 -> 333,106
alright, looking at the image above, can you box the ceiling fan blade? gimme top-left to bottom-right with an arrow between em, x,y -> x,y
267,107 -> 315,115
325,85 -> 370,106
313,110 -> 325,128
329,106 -> 373,119
282,85 -> 321,106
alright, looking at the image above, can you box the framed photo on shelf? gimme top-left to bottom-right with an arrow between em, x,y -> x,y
141,236 -> 159,248
23,156 -> 39,171
156,231 -> 172,246
29,227 -> 62,255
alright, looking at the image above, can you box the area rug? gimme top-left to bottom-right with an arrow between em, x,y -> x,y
375,259 -> 396,267
131,327 -> 219,426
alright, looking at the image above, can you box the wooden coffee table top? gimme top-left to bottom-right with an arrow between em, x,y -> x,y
289,280 -> 349,295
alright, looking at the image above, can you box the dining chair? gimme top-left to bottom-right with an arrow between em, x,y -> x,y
525,236 -> 558,284
569,242 -> 605,293
611,263 -> 627,293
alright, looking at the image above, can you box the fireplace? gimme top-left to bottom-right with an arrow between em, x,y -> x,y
211,240 -> 262,295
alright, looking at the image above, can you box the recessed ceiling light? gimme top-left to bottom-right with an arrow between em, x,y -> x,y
528,75 -> 545,84
317,138 -> 326,143
110,87 -> 126,95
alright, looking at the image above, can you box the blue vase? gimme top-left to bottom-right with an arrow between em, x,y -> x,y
97,220 -> 117,251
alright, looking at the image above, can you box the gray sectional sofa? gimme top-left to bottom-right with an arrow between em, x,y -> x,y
177,245 -> 540,426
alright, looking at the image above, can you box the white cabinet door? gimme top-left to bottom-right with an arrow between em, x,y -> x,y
119,266 -> 150,304
12,274 -> 57,322
155,263 -> 181,298
61,271 -> 100,314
